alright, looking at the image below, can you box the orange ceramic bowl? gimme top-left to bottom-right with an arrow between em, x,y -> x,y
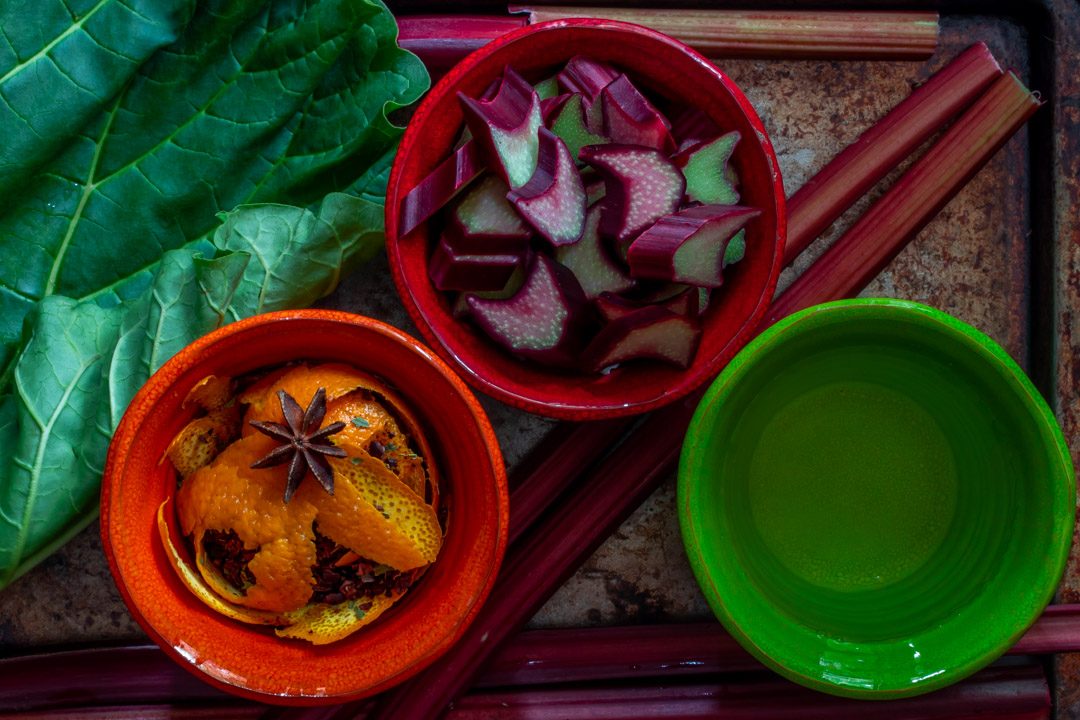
385,19 -> 785,420
101,310 -> 508,705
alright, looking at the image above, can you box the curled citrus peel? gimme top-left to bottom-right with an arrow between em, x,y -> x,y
162,363 -> 443,644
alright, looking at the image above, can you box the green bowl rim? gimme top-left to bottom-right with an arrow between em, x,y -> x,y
677,298 -> 1076,699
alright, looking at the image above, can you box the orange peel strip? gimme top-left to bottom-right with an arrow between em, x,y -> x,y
302,454 -> 442,571
275,592 -> 404,645
163,406 -> 240,478
183,375 -> 235,411
156,501 -> 288,626
239,364 -> 441,509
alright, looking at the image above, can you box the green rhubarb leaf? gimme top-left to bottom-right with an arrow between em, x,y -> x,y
0,0 -> 197,209
0,0 -> 425,365
0,193 -> 385,588
0,0 -> 429,587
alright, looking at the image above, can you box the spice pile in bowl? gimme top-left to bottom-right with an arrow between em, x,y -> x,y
160,362 -> 443,645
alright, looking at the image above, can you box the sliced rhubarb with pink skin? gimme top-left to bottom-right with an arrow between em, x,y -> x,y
554,204 -> 634,300
646,284 -> 700,316
628,204 -> 759,288
600,75 -> 675,153
399,141 -> 483,237
534,74 -> 561,101
579,144 -> 686,247
724,230 -> 746,267
696,287 -> 712,316
583,171 -> 606,205
595,286 -> 698,323
467,254 -> 589,366
549,93 -> 608,162
594,292 -> 639,323
459,66 -> 543,188
429,236 -> 524,292
446,175 -> 531,255
541,92 -> 572,124
670,106 -> 722,152
557,56 -> 620,105
451,261 -> 529,318
507,128 -> 586,247
674,131 -> 741,205
557,56 -> 619,133
582,305 -> 702,372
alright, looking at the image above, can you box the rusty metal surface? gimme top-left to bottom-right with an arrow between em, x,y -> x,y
1,4 -> 1078,719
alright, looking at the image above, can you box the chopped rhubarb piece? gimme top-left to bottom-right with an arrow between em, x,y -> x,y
541,92 -> 572,124
600,75 -> 676,153
724,230 -> 746,267
452,262 -> 529,318
670,106 -> 722,152
554,204 -> 634,300
429,236 -> 524,292
653,285 -> 699,316
446,175 -> 531,254
595,286 -> 698,322
459,66 -> 543,188
549,94 -> 608,161
580,144 -> 686,247
399,141 -> 483,237
534,74 -> 561,100
583,305 -> 702,372
467,254 -> 589,366
557,55 -> 620,105
594,292 -> 639,323
582,171 -> 606,205
627,204 -> 759,288
696,287 -> 712,316
557,56 -> 619,133
674,131 -> 741,205
507,128 -> 586,247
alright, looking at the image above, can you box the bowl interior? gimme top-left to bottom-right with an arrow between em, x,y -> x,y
102,311 -> 507,704
386,19 -> 784,419
679,299 -> 1074,698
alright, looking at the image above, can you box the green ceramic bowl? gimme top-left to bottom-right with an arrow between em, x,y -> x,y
678,298 -> 1074,699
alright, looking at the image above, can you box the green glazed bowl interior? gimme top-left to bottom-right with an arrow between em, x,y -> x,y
678,298 -> 1075,699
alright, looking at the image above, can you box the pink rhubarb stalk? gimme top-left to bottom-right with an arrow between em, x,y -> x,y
398,141 -> 483,238
511,7 -> 940,60
784,42 -> 1003,266
764,71 -> 1041,327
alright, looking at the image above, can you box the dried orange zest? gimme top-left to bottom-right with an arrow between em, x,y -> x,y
164,405 -> 240,478
275,592 -> 404,645
165,363 -> 444,643
156,501 -> 288,626
183,375 -> 235,411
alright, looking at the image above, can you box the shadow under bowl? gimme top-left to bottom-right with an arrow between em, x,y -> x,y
101,310 -> 508,705
385,18 -> 785,420
678,298 -> 1074,699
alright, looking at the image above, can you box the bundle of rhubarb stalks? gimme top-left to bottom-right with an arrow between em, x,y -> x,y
0,27 -> 1071,720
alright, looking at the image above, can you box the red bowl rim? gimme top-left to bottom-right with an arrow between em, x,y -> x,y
385,18 -> 787,421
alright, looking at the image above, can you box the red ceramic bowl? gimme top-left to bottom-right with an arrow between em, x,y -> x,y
386,19 -> 785,420
101,310 -> 507,705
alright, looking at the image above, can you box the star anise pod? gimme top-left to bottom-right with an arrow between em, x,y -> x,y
249,387 -> 347,502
